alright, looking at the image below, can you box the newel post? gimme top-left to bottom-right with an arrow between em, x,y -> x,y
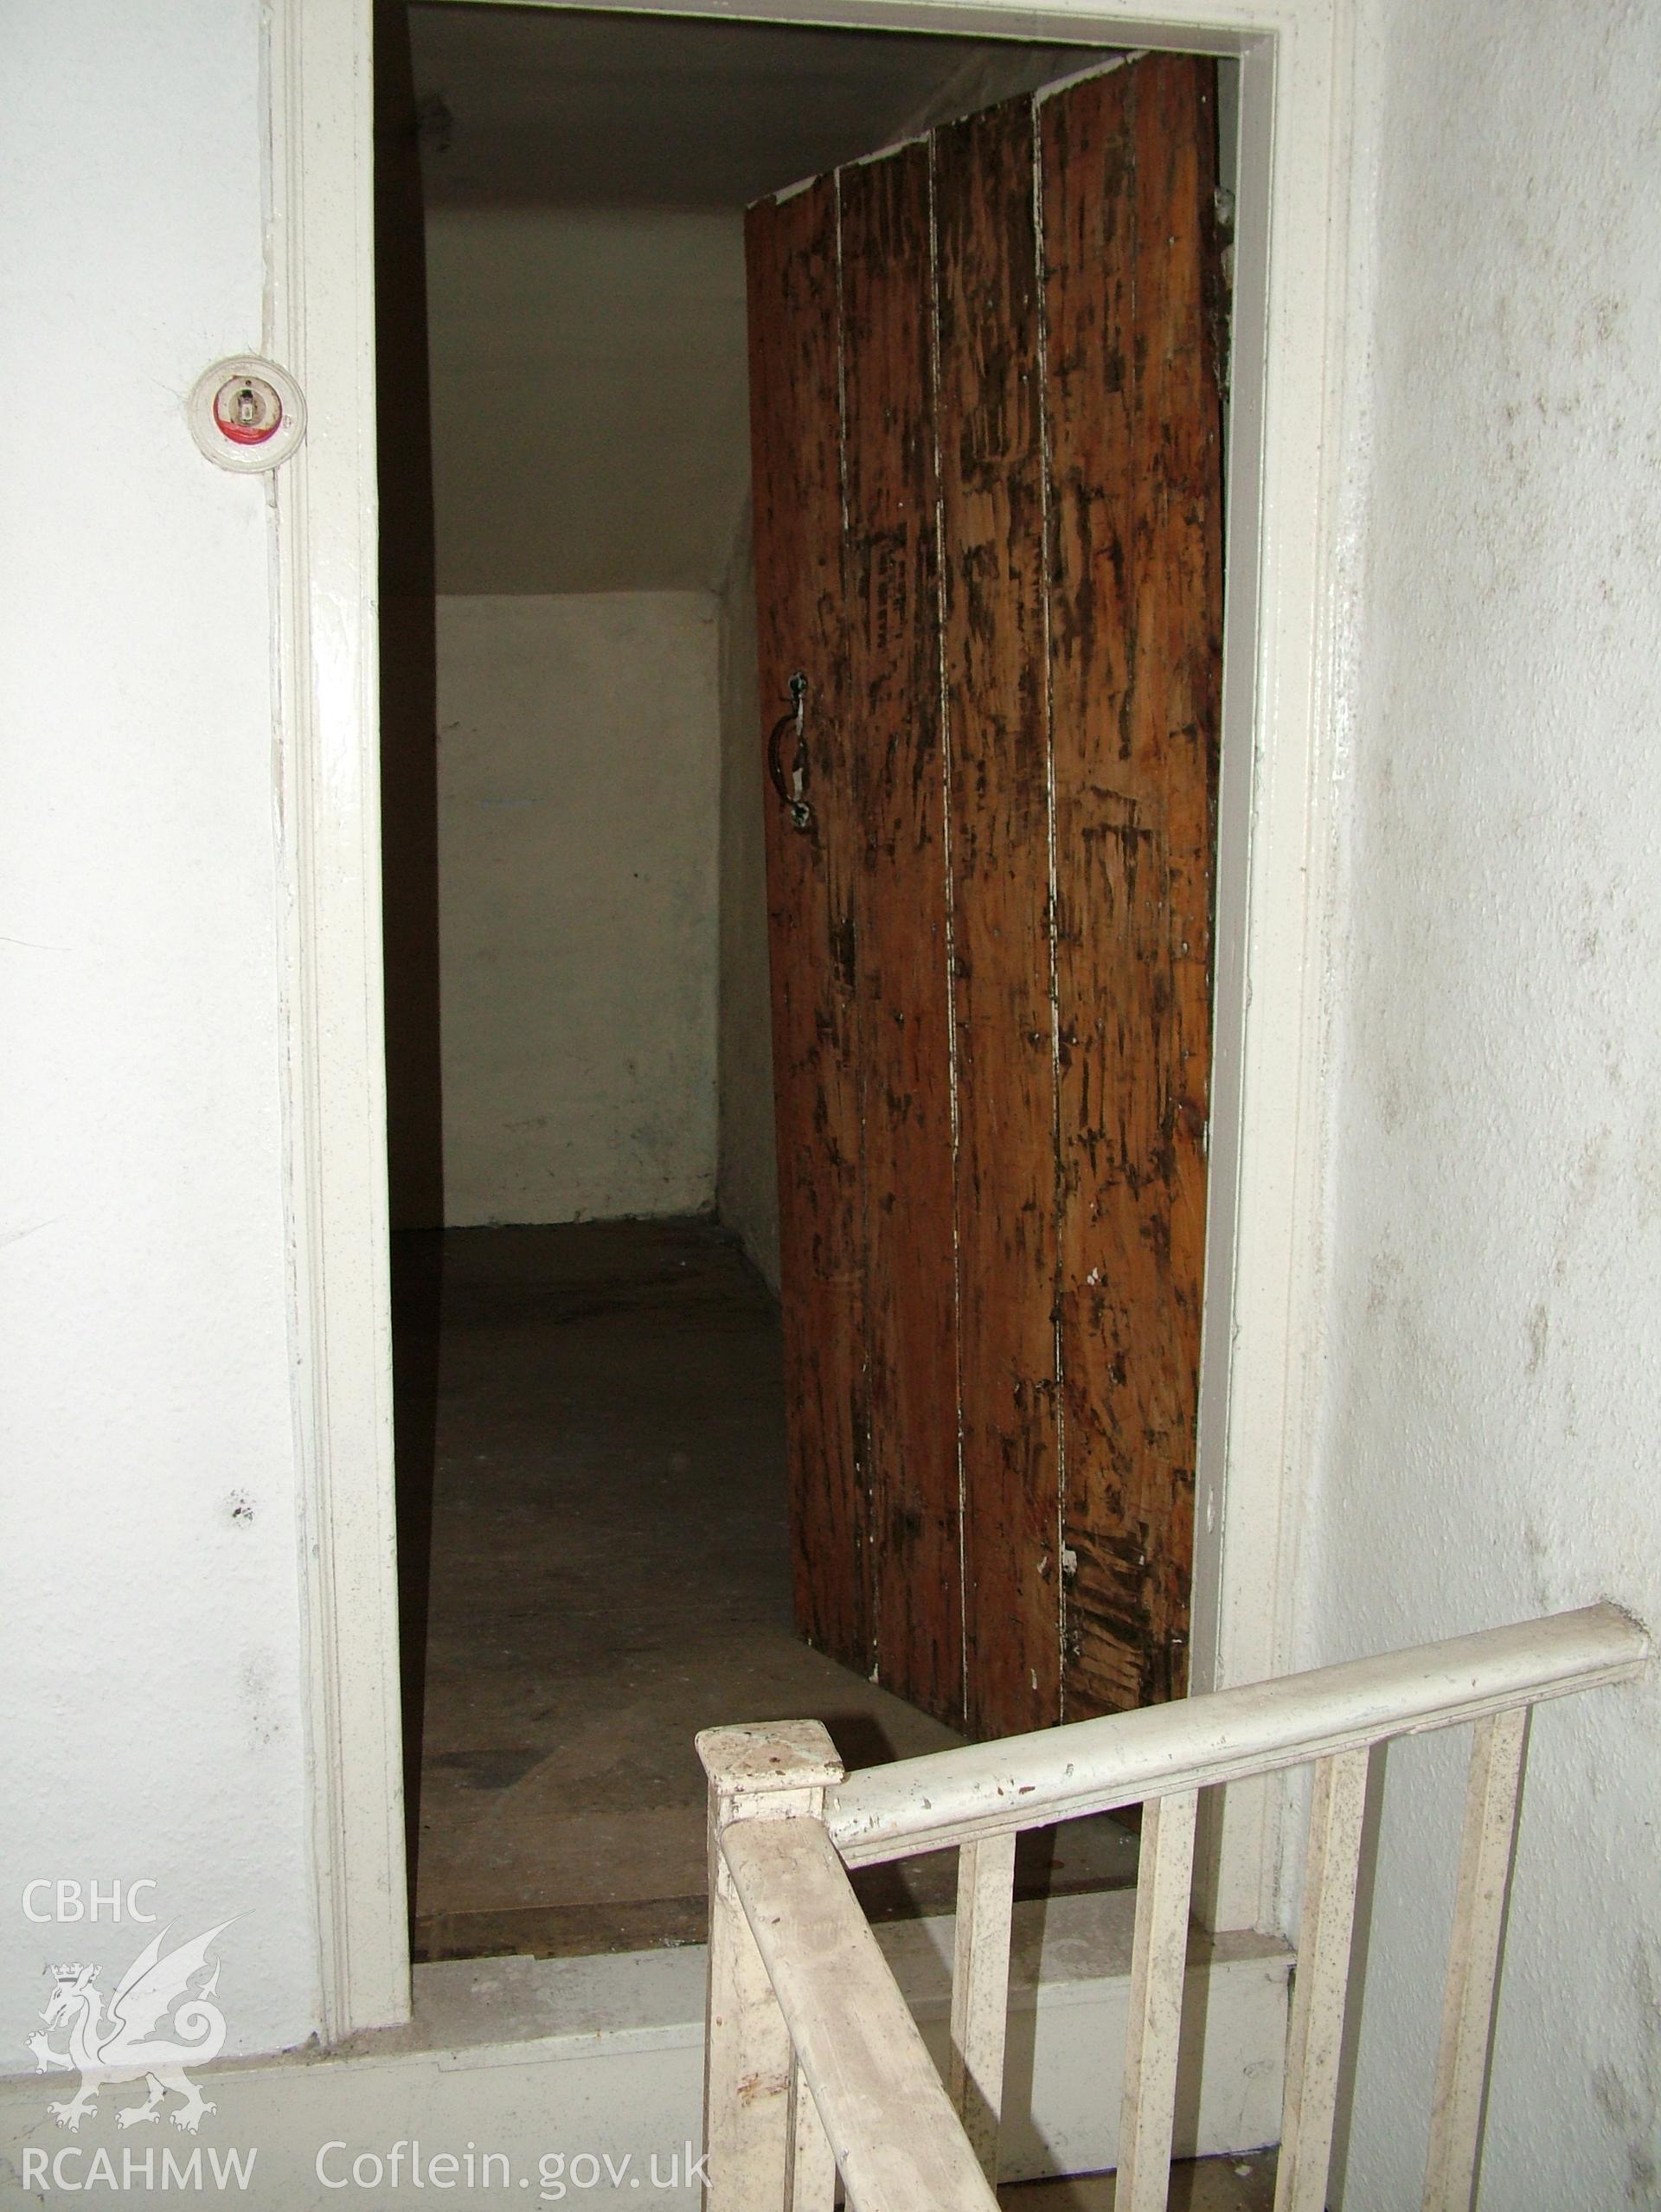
697,1721 -> 845,2212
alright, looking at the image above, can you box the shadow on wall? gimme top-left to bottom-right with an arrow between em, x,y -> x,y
375,0 -> 444,1908
377,0 -> 445,1235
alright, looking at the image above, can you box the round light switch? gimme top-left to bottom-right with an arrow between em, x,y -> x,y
189,355 -> 306,472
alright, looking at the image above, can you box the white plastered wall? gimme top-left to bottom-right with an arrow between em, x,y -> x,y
0,0 -> 319,2057
425,205 -> 768,1228
425,207 -> 751,599
435,591 -> 722,1223
1293,0 -> 1661,2199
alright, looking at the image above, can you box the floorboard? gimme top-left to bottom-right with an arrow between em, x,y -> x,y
395,1219 -> 1136,1960
1001,2151 -> 1277,2209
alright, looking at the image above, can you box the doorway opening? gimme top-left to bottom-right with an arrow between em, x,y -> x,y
377,0 -> 1236,1968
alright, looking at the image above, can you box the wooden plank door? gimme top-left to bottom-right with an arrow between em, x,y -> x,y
747,53 -> 1224,1739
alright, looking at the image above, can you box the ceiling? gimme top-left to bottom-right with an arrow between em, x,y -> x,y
409,4 -> 1115,210
410,4 -> 1121,596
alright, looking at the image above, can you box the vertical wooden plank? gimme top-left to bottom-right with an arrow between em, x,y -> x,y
950,1831 -> 1017,2182
839,147 -> 965,1725
1042,56 -> 1224,1716
1117,1787 -> 1198,2211
1274,1747 -> 1369,2212
746,187 -> 869,1676
933,94 -> 1066,1740
1423,1708 -> 1529,2212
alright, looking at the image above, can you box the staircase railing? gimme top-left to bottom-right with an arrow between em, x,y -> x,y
698,1602 -> 1648,2212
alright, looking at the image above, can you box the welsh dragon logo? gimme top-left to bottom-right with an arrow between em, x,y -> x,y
28,1923 -> 230,2134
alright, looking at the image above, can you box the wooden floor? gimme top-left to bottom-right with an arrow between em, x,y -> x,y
394,1219 -> 1138,1963
1002,2151 -> 1277,2209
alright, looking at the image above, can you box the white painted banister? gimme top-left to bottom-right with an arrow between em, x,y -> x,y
1273,1747 -> 1369,2212
786,2057 -> 836,2212
699,1722 -> 844,2209
1422,1707 -> 1530,2212
826,1603 -> 1646,1865
700,1606 -> 1650,2212
948,1831 -> 1016,2179
1115,1789 -> 1199,2211
721,1811 -> 1001,2212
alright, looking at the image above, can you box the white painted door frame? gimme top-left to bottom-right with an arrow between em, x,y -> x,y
272,0 -> 1353,2037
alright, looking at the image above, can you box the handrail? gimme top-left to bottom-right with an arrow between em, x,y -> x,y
698,1604 -> 1651,2212
827,1601 -> 1647,1866
721,1816 -> 999,2212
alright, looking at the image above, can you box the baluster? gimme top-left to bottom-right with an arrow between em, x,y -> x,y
950,1830 -> 1017,2181
1116,1787 -> 1199,2212
785,2057 -> 836,2212
1422,1707 -> 1529,2212
1274,1747 -> 1369,2212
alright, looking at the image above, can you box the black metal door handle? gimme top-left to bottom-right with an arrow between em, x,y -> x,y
766,672 -> 811,831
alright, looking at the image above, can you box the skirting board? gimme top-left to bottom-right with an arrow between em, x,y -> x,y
0,1894 -> 1289,2209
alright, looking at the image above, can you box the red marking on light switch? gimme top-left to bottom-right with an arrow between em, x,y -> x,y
213,379 -> 282,446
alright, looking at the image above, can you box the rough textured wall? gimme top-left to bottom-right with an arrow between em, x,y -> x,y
1303,1 -> 1661,2201
436,593 -> 721,1224
0,0 -> 318,2055
715,525 -> 781,1291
